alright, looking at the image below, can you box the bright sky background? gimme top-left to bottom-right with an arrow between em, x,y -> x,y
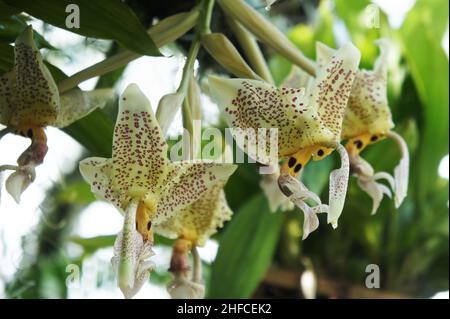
0,0 -> 448,299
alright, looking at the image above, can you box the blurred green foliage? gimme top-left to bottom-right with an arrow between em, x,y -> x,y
0,0 -> 448,298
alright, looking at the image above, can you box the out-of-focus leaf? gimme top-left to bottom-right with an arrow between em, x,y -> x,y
0,42 -> 13,73
56,181 -> 96,205
208,194 -> 283,298
399,0 -> 449,203
0,1 -> 18,18
0,15 -> 55,49
4,0 -> 160,56
62,109 -> 114,157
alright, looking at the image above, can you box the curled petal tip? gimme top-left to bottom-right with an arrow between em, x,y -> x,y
16,25 -> 34,47
387,131 -> 409,208
5,168 -> 35,203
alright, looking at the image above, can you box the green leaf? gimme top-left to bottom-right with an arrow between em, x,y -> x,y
399,0 -> 449,203
208,194 -> 283,298
0,41 -> 13,73
4,0 -> 160,56
0,1 -> 18,18
0,15 -> 55,49
62,108 -> 114,158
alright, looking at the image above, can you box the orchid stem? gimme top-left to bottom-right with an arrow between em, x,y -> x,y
191,245 -> 202,284
57,9 -> 200,94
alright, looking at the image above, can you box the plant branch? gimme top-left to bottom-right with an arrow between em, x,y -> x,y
57,9 -> 200,94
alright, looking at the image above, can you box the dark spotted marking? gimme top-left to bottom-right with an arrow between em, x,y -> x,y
317,149 -> 324,156
294,163 -> 302,173
27,128 -> 33,139
370,135 -> 378,142
288,157 -> 297,168
147,221 -> 152,231
354,140 -> 363,149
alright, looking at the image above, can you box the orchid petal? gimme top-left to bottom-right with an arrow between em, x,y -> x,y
111,200 -> 154,299
111,84 -> 174,199
342,40 -> 394,139
388,131 -> 409,207
156,162 -> 237,224
156,183 -> 233,246
281,65 -> 314,92
9,26 -> 59,128
312,42 -> 361,140
5,167 -> 35,204
358,176 -> 391,215
373,171 -> 395,191
278,173 -> 328,239
53,88 -> 115,128
208,75 -> 329,160
79,157 -> 124,210
328,143 -> 349,228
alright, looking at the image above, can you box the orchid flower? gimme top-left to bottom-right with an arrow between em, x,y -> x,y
79,84 -> 236,298
259,166 -> 294,213
156,180 -> 235,299
209,42 -> 361,236
317,40 -> 409,214
0,26 -> 114,203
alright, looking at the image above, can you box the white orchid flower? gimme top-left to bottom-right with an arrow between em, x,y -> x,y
319,40 -> 409,214
79,84 -> 236,298
0,26 -> 114,202
209,42 -> 361,236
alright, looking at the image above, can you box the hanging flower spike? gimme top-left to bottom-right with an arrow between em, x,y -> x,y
0,26 -> 114,202
156,179 -> 235,299
319,39 -> 409,214
209,42 -> 360,234
79,84 -> 236,298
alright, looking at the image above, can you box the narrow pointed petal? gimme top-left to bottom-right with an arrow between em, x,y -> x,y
111,200 -> 154,299
79,157 -> 124,210
358,176 -> 391,215
156,163 -> 237,224
112,84 -> 173,199
388,131 -> 409,207
54,88 -> 115,128
315,42 -> 335,68
10,26 -> 59,127
328,143 -> 349,228
312,42 -> 361,140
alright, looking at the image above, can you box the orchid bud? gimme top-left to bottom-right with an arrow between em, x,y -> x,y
201,33 -> 262,80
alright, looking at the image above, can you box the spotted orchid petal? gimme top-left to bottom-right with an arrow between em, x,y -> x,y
53,88 -> 115,128
79,157 -> 124,210
259,168 -> 294,212
0,26 -> 59,128
342,39 -> 394,139
111,200 -> 154,299
328,143 -> 349,228
155,180 -> 234,246
388,131 -> 409,207
156,162 -> 237,225
111,84 -> 178,201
